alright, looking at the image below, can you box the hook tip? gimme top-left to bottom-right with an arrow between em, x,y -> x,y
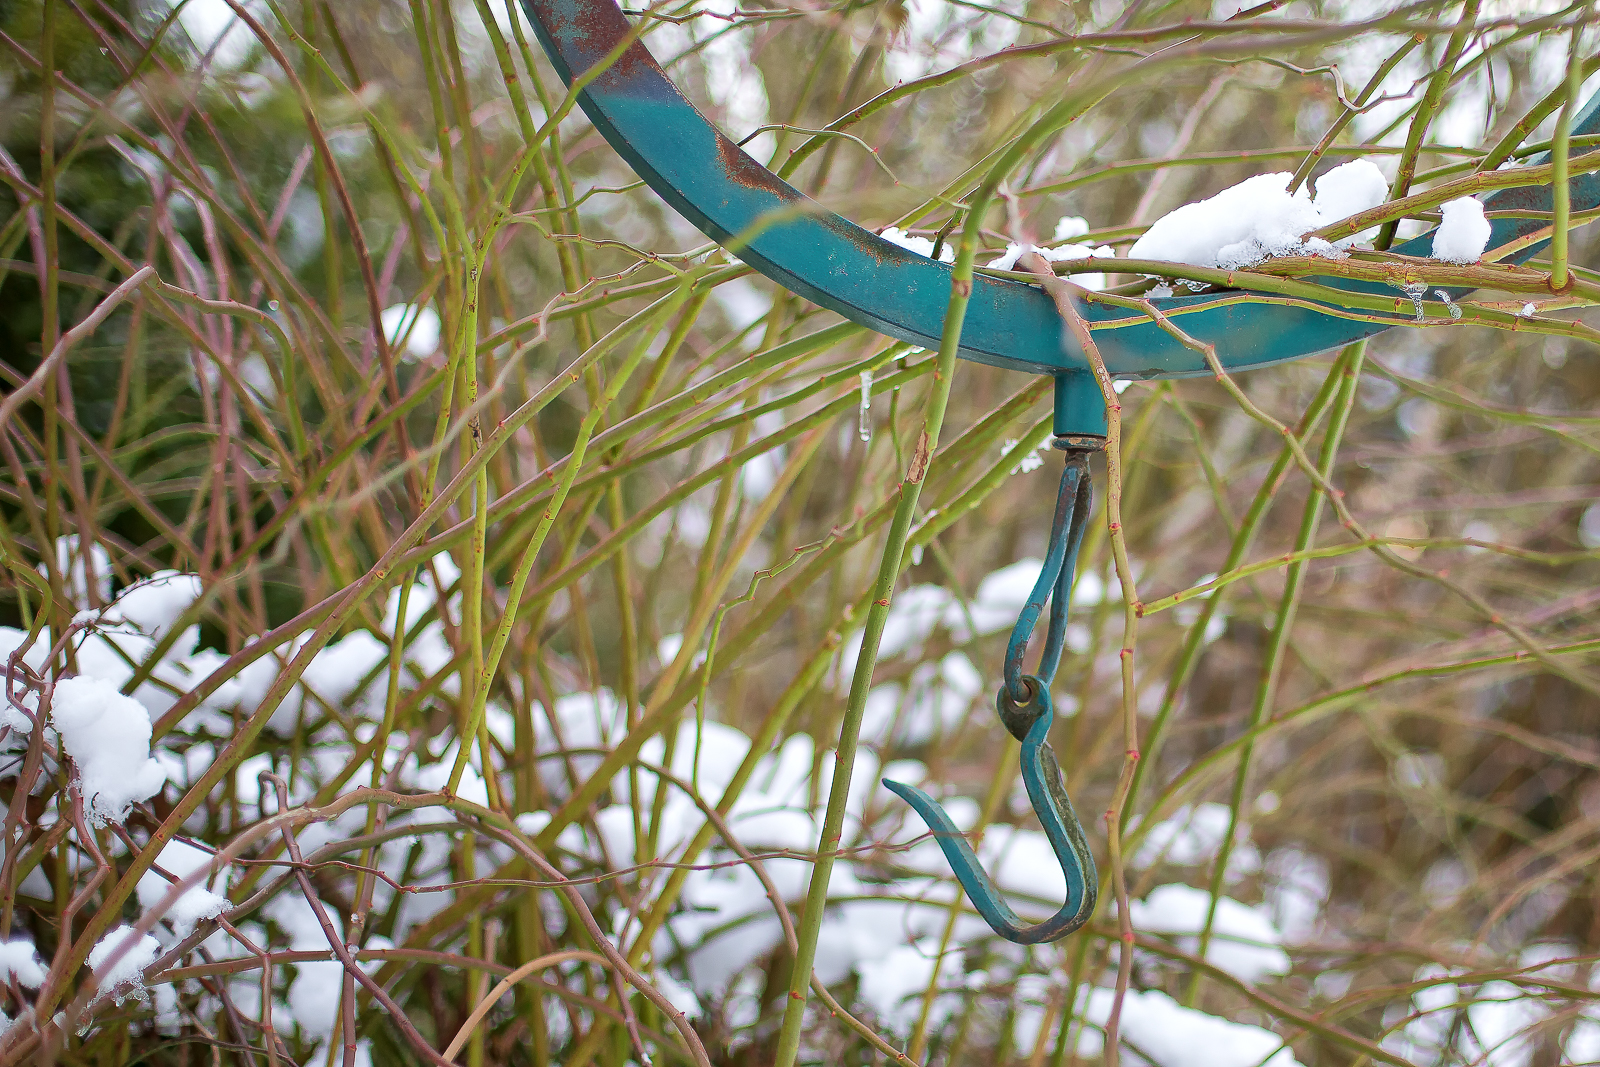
880,776 -> 916,802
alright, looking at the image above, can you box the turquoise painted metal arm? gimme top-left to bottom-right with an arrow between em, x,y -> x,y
519,0 -> 1598,383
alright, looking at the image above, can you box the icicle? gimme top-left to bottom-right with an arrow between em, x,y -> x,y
1401,280 -> 1428,322
1434,289 -> 1462,320
858,371 -> 873,442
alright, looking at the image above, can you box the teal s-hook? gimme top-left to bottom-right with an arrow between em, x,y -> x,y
883,676 -> 1097,944
884,380 -> 1102,943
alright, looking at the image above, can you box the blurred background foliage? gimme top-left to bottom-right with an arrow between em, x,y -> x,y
0,0 -> 1597,1064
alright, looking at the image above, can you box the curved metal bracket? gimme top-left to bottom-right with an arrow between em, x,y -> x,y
884,676 -> 1097,944
519,0 -> 1598,381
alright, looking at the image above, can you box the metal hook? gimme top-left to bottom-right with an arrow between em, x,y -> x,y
883,450 -> 1099,944
1004,450 -> 1093,702
884,676 -> 1097,944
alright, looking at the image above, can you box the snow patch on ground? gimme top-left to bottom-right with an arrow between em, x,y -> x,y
1126,883 -> 1290,983
1077,986 -> 1304,1066
1130,802 -> 1261,880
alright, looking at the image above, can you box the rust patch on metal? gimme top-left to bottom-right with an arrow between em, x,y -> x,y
536,0 -> 665,86
819,212 -> 933,267
704,138 -> 936,270
714,134 -> 801,199
566,0 -> 626,58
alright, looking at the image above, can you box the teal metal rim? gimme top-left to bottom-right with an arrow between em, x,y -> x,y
519,0 -> 1599,381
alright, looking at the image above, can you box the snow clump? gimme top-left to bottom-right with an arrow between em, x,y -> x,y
0,940 -> 45,988
264,891 -> 381,1064
1129,160 -> 1389,270
1431,196 -> 1490,264
986,216 -> 1116,289
137,839 -> 229,938
88,926 -> 162,1002
880,215 -> 1116,288
100,571 -> 204,640
49,677 -> 167,826
879,226 -> 954,263
1307,160 -> 1391,223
